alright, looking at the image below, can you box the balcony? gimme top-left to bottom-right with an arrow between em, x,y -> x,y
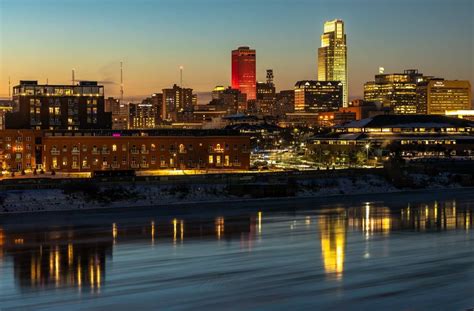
131,150 -> 139,155
111,163 -> 120,169
101,149 -> 110,155
141,150 -> 149,154
51,150 -> 60,155
91,149 -> 100,155
130,163 -> 139,169
140,163 -> 149,168
71,149 -> 80,155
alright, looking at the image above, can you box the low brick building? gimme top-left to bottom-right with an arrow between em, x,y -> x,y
0,129 -> 250,172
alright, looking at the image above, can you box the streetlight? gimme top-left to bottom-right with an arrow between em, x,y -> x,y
365,143 -> 370,162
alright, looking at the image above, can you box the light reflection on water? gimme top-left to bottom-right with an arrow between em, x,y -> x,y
0,196 -> 473,310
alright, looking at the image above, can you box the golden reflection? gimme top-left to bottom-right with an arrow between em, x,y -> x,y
54,246 -> 60,287
348,205 -> 391,235
112,223 -> 118,241
215,217 -> 225,240
172,219 -> 184,243
398,200 -> 471,231
257,212 -> 262,234
77,261 -> 82,289
173,218 -> 178,243
68,244 -> 74,267
151,221 -> 155,244
319,215 -> 346,280
0,228 -> 4,246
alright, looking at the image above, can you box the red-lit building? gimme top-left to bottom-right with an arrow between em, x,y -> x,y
231,46 -> 256,101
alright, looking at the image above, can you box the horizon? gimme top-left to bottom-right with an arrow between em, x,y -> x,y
0,0 -> 473,102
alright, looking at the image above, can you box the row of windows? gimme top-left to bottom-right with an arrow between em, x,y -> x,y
0,136 -> 33,142
49,143 -> 247,153
50,154 -> 240,169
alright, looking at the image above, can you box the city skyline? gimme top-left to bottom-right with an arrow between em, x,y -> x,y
0,0 -> 472,102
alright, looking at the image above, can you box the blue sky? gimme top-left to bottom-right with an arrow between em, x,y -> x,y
0,0 -> 472,101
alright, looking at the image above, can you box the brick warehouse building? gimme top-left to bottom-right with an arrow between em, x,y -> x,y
0,129 -> 250,173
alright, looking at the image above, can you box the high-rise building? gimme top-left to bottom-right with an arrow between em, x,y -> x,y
424,80 -> 472,114
364,69 -> 425,114
256,71 -> 276,115
6,80 -> 111,130
318,19 -> 348,107
294,80 -> 343,113
231,46 -> 256,100
275,90 -> 295,116
212,86 -> 226,100
162,84 -> 194,121
106,97 -> 129,130
129,101 -> 160,129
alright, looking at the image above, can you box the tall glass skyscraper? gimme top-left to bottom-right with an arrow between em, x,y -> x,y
318,19 -> 348,107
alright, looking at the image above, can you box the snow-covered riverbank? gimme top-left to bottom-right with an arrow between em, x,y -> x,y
0,173 -> 465,214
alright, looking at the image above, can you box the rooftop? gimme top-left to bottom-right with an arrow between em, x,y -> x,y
336,115 -> 474,129
43,129 -> 245,137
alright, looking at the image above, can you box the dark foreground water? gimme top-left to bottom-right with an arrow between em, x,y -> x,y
1,189 -> 474,310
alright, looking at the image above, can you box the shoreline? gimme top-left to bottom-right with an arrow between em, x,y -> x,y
1,185 -> 473,217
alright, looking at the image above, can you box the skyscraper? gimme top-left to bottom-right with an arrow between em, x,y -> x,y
294,80 -> 343,113
318,19 -> 348,107
231,46 -> 256,100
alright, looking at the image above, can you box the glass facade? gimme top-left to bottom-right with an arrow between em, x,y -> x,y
318,20 -> 348,107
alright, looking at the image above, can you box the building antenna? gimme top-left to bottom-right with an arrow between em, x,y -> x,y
120,61 -> 124,103
8,76 -> 11,98
72,68 -> 75,85
46,78 -> 49,85
179,65 -> 183,88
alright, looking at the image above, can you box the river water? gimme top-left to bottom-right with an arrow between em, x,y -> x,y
0,189 -> 473,310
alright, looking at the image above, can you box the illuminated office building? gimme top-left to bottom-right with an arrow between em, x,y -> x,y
364,69 -> 425,114
106,97 -> 129,130
318,19 -> 348,107
211,86 -> 247,114
256,71 -> 276,115
294,80 -> 343,113
423,80 -> 472,115
231,46 -> 256,100
212,86 -> 226,100
162,84 -> 194,121
7,80 -> 111,130
129,101 -> 160,129
275,90 -> 295,116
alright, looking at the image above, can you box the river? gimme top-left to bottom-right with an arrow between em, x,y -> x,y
1,189 -> 473,310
